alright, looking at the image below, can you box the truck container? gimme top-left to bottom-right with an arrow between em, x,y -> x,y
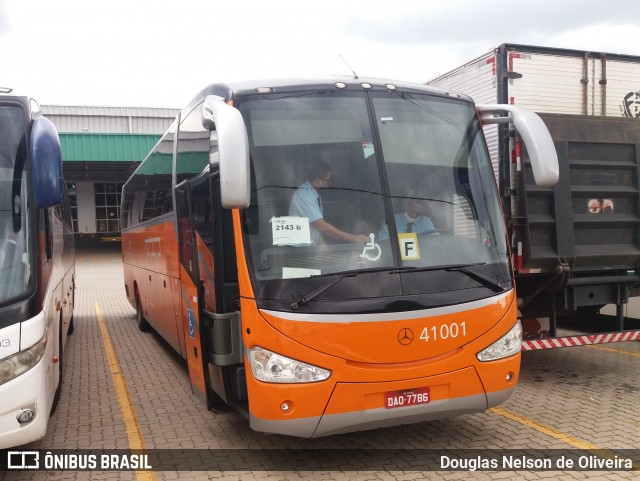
428,44 -> 640,349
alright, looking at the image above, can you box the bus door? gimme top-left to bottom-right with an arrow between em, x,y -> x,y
175,173 -> 244,412
175,181 -> 208,405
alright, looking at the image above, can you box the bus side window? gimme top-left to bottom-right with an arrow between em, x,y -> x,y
62,186 -> 72,228
190,180 -> 214,249
40,210 -> 52,261
213,177 -> 239,312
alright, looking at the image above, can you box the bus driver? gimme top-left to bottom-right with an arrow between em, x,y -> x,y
289,160 -> 369,245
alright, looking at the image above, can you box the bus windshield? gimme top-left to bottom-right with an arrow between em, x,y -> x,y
238,90 -> 511,311
0,105 -> 32,305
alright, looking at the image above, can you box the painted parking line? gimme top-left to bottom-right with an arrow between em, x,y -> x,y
586,344 -> 640,358
490,407 -> 599,449
96,302 -> 156,481
490,407 -> 640,470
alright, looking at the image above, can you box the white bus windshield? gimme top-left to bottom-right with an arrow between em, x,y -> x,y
0,106 -> 32,305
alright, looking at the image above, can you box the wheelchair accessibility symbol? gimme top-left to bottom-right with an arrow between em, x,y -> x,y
187,309 -> 195,338
360,233 -> 381,262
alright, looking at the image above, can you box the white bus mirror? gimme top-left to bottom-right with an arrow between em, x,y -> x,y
202,95 -> 250,208
477,104 -> 559,188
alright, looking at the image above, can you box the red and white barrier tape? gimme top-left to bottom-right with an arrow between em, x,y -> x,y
522,330 -> 640,350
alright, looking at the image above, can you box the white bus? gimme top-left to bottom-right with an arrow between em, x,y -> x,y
0,89 -> 75,448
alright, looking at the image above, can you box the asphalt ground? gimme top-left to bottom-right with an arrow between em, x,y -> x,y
4,248 -> 639,480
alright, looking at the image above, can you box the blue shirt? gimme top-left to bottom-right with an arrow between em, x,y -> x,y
289,181 -> 323,244
378,213 -> 435,241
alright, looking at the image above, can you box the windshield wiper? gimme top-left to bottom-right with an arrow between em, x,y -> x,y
392,262 -> 506,293
290,267 -> 397,310
289,263 -> 506,310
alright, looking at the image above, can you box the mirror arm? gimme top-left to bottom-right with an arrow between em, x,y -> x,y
476,104 -> 559,188
202,95 -> 250,209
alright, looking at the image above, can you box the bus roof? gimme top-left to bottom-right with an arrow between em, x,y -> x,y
182,76 -> 473,115
0,93 -> 42,119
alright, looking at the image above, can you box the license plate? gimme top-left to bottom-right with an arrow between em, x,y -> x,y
384,386 -> 431,409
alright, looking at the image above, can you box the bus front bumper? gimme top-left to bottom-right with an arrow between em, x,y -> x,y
249,361 -> 518,438
0,357 -> 49,449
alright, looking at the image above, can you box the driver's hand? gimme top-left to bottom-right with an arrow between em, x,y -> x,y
351,234 -> 370,244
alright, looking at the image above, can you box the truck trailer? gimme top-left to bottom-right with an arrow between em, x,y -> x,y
428,43 -> 640,349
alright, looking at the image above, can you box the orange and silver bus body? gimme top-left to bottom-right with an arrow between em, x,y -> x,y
235,245 -> 519,436
122,77 -> 557,437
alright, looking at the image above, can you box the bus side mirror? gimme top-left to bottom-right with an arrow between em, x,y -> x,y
477,104 -> 559,188
29,117 -> 63,208
202,95 -> 250,209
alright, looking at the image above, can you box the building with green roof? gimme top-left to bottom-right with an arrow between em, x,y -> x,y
42,105 -> 178,241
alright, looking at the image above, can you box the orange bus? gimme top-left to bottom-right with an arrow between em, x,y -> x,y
121,78 -> 557,437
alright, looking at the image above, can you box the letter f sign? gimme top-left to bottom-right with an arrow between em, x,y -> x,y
398,234 -> 420,260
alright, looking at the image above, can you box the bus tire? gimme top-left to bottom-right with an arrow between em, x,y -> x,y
135,290 -> 151,332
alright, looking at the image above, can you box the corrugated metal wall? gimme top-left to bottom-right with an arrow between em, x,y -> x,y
426,51 -> 500,184
428,46 -> 640,187
509,54 -> 586,114
426,50 -> 498,103
508,51 -> 640,118
606,59 -> 640,117
42,105 -> 179,134
60,134 -> 161,161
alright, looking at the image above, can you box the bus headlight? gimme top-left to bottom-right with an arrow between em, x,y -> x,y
476,320 -> 522,362
0,334 -> 47,386
248,346 -> 331,383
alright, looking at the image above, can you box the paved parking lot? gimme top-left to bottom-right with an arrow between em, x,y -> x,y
7,248 -> 639,480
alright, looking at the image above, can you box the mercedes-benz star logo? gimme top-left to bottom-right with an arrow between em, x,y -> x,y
398,328 -> 414,346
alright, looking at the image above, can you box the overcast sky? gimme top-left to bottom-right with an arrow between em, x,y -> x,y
2,0 -> 640,108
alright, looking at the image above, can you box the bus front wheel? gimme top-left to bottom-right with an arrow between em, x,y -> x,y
135,290 -> 151,332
